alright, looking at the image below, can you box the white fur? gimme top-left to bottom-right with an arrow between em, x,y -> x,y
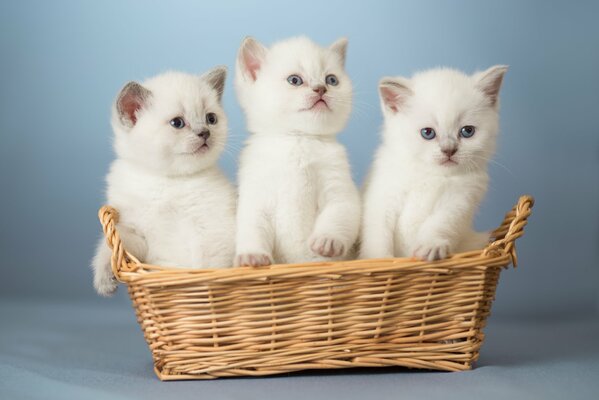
92,69 -> 236,296
361,66 -> 508,261
234,36 -> 360,266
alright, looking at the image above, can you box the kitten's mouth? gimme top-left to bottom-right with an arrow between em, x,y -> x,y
441,158 -> 458,166
307,98 -> 330,111
195,143 -> 210,154
186,142 -> 210,155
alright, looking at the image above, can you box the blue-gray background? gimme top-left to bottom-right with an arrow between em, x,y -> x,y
0,1 -> 598,398
2,0 -> 597,316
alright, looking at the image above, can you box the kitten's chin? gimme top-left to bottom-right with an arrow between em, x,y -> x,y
292,107 -> 349,135
169,156 -> 217,176
167,145 -> 223,176
181,143 -> 211,156
440,159 -> 458,166
249,108 -> 348,136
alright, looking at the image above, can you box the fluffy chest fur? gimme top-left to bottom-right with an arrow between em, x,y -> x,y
107,160 -> 236,268
238,135 -> 347,262
370,149 -> 488,256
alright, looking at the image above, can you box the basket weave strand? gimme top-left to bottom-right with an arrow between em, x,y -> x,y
98,195 -> 533,380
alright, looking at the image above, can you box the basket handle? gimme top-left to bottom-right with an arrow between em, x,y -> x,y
98,206 -> 138,281
483,195 -> 534,266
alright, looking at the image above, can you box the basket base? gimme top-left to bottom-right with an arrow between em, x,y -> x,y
155,366 -> 219,381
153,358 -> 474,381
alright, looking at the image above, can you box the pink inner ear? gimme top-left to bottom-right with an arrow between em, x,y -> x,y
243,52 -> 261,81
380,87 -> 399,113
120,94 -> 142,125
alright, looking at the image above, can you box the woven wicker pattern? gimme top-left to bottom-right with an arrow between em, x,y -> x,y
98,195 -> 534,380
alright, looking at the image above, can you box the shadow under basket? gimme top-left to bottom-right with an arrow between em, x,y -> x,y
98,195 -> 534,380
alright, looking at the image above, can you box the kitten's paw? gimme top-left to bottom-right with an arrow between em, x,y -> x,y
309,235 -> 346,258
413,239 -> 452,261
94,273 -> 118,297
92,243 -> 118,297
235,253 -> 273,267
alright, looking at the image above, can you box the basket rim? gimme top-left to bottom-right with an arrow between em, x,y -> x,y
97,195 -> 534,284
132,249 -> 504,273
115,252 -> 513,287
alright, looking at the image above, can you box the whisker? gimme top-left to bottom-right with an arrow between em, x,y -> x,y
468,154 -> 515,176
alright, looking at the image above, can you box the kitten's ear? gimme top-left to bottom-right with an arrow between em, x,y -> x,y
116,82 -> 151,128
475,65 -> 508,106
237,36 -> 267,82
379,77 -> 412,113
329,37 -> 348,66
203,65 -> 227,101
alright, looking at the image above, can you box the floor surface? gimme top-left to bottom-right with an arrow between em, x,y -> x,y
1,299 -> 598,400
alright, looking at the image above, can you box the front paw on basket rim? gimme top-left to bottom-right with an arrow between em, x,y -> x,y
413,241 -> 452,261
94,275 -> 118,297
309,236 -> 346,258
235,253 -> 273,267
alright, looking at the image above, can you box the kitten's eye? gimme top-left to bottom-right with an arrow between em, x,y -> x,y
460,125 -> 475,138
420,127 -> 436,140
206,112 -> 218,125
169,117 -> 186,129
287,75 -> 303,86
325,74 -> 339,86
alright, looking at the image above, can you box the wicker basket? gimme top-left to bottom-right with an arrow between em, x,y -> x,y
98,195 -> 534,380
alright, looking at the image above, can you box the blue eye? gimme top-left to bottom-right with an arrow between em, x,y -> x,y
170,117 -> 185,129
460,125 -> 475,138
325,74 -> 339,86
206,112 -> 217,125
287,75 -> 303,86
420,127 -> 436,140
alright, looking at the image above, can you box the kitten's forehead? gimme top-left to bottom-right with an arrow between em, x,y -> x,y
410,69 -> 487,123
267,37 -> 342,74
143,72 -> 220,112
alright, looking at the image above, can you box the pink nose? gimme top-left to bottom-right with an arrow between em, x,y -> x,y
197,129 -> 210,140
312,85 -> 326,96
442,147 -> 458,157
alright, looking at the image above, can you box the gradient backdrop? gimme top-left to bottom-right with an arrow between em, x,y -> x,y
1,0 -> 597,319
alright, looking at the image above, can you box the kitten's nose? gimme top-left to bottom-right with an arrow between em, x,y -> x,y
312,85 -> 327,96
197,129 -> 210,140
442,147 -> 458,157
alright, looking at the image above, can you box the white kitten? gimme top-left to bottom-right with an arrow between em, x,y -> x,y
234,36 -> 360,266
360,66 -> 508,261
92,68 -> 236,296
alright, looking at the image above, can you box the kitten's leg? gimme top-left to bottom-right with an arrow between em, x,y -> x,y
309,201 -> 359,259
309,154 -> 360,259
359,191 -> 396,259
412,190 -> 480,261
195,228 -> 236,269
235,193 -> 274,267
190,246 -> 206,269
91,225 -> 147,296
92,238 -> 118,297
119,225 -> 148,261
209,251 -> 236,269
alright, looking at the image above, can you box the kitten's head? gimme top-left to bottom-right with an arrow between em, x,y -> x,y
379,66 -> 507,172
235,36 -> 352,136
111,67 -> 228,176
